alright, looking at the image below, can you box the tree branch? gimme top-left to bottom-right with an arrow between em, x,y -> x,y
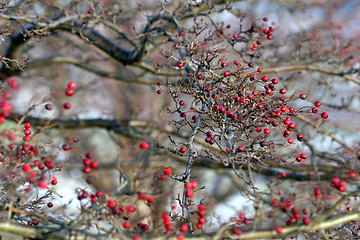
25,57 -> 159,85
296,115 -> 354,151
260,65 -> 360,85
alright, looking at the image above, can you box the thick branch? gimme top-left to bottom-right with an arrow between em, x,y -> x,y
7,114 -> 349,180
25,57 -> 158,85
260,65 -> 360,85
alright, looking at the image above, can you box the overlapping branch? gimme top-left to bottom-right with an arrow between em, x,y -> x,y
7,113 -> 351,180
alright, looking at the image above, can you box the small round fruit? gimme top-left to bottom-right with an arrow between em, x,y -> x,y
321,112 -> 328,119
163,167 -> 172,176
264,128 -> 271,135
300,94 -> 307,100
67,81 -> 77,89
65,88 -> 74,97
45,103 -> 53,110
280,88 -> 286,94
108,200 -> 116,209
139,142 -> 149,150
63,102 -> 71,109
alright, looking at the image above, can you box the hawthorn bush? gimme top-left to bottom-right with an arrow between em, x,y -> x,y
0,0 -> 359,239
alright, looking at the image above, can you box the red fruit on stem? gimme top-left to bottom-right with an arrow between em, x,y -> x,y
108,200 -> 116,209
321,112 -> 328,119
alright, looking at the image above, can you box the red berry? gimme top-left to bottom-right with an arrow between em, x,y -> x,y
321,112 -> 328,119
108,200 -> 116,209
198,217 -> 206,223
264,128 -> 271,135
186,189 -> 194,198
300,94 -> 307,100
62,143 -> 70,151
303,217 -> 310,225
22,164 -> 31,172
25,122 -> 31,129
179,147 -> 186,153
83,158 -> 91,166
24,129 -> 31,136
63,102 -> 71,109
90,161 -> 99,169
23,135 -> 30,141
287,138 -> 294,144
349,172 -> 356,178
312,107 -> 318,113
300,153 -> 307,159
297,134 -> 303,141
65,88 -> 74,97
38,181 -> 47,189
127,205 -> 135,212
288,122 -> 296,129
314,101 -> 321,107
237,146 -> 245,152
224,71 -> 230,77
8,77 -> 19,90
123,222 -> 130,229
275,226 -> 283,233
163,167 -> 172,176
180,224 -> 188,232
72,136 -> 79,142
191,181 -> 198,188
83,166 -> 91,174
177,61 -> 183,68
139,142 -> 149,149
177,234 -> 185,240
67,81 -> 76,89
45,103 -> 53,110
95,191 -> 103,198
156,90 -> 162,94
280,88 -> 286,94
198,204 -> 205,210
263,17 -> 268,21
88,9 -> 93,14
332,177 -> 341,187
